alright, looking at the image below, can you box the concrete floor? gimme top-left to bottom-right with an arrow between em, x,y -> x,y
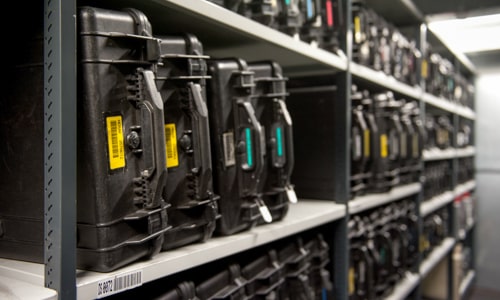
466,285 -> 500,300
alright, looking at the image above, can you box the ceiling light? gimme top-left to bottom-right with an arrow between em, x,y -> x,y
428,13 -> 500,53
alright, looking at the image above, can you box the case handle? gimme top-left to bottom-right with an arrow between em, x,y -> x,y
187,82 -> 212,199
132,69 -> 168,208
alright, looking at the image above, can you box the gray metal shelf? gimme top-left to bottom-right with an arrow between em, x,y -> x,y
423,148 -> 457,161
459,270 -> 476,299
0,201 -> 345,300
350,62 -> 423,100
421,191 -> 455,217
456,147 -> 476,158
420,237 -> 456,278
99,0 -> 347,77
386,272 -> 421,300
423,147 -> 476,161
0,275 -> 57,300
349,183 -> 422,215
455,180 -> 477,196
422,93 -> 476,120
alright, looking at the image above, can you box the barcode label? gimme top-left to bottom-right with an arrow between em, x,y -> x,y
96,270 -> 143,298
222,131 -> 235,167
106,116 -> 125,170
164,123 -> 179,168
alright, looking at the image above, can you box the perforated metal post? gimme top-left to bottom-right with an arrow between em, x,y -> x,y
44,0 -> 77,298
332,0 -> 352,299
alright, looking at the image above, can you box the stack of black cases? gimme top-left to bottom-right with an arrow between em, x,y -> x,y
155,33 -> 219,251
78,6 -> 170,272
0,6 -> 172,272
0,4 -> 296,273
206,58 -> 296,236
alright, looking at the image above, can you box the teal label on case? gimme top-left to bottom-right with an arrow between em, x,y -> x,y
277,127 -> 283,157
246,128 -> 253,167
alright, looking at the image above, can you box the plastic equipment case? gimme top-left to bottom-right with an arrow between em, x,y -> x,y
350,85 -> 371,198
366,211 -> 395,299
276,0 -> 303,38
229,0 -> 279,28
206,58 -> 270,235
0,5 -> 170,272
298,0 -> 323,46
371,92 -> 403,191
247,61 -> 297,223
76,6 -> 170,272
303,234 -> 334,300
319,0 -> 343,53
155,33 -> 219,251
195,264 -> 248,299
399,101 -> 422,184
277,237 -> 315,300
241,249 -> 285,299
348,216 -> 376,300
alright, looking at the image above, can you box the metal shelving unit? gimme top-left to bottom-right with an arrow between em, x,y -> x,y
420,237 -> 456,278
0,0 -> 477,299
350,62 -> 423,99
422,93 -> 476,120
0,201 -> 345,300
349,183 -> 422,215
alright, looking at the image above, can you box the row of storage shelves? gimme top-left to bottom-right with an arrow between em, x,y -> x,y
0,179 -> 476,299
359,236 -> 473,300
93,0 -> 475,120
423,146 -> 476,162
1,0 -> 477,299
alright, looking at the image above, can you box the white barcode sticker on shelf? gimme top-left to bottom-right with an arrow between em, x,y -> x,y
96,270 -> 143,298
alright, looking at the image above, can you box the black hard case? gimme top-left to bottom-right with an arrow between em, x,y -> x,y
195,264 -> 248,300
206,58 -> 267,236
247,61 -> 296,223
303,234 -> 334,300
77,6 -> 169,271
241,249 -> 285,299
277,237 -> 315,300
155,34 -> 219,251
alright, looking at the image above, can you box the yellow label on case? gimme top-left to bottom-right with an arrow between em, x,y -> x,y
354,16 -> 361,43
421,59 -> 428,79
364,129 -> 370,157
419,235 -> 430,253
380,134 -> 388,158
106,116 -> 126,170
165,124 -> 179,168
348,267 -> 355,295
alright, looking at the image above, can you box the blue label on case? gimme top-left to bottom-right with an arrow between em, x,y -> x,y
307,0 -> 313,18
